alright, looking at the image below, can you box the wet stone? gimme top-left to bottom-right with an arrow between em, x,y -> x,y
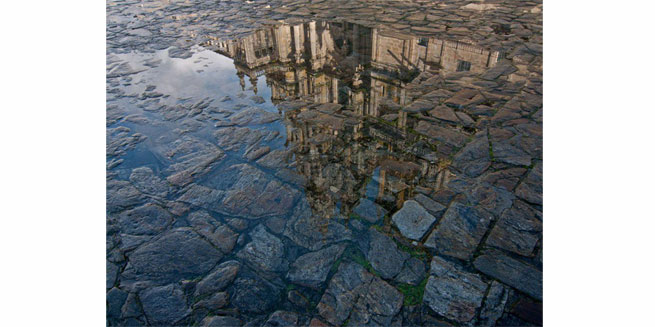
237,224 -> 287,273
202,316 -> 242,327
425,202 -> 491,260
366,228 -> 410,279
478,281 -> 510,326
230,271 -> 282,314
412,194 -> 447,218
452,132 -> 491,177
194,260 -> 240,297
284,198 -> 353,251
264,311 -> 298,327
107,180 -> 145,213
187,210 -> 238,254
193,292 -> 229,311
394,257 -> 426,286
107,261 -> 118,289
423,256 -> 487,323
486,199 -> 542,256
121,228 -> 222,286
317,261 -> 402,326
515,161 -> 543,205
287,243 -> 347,289
140,284 -> 190,325
288,290 -> 310,308
352,198 -> 387,223
392,200 -> 437,241
129,167 -> 170,197
474,251 -> 543,300
116,203 -> 173,236
107,287 -> 128,319
414,120 -> 468,147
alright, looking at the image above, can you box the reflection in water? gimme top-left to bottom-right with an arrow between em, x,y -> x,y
204,19 -> 500,220
107,5 -> 543,325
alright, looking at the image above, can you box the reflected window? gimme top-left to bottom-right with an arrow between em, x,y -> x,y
418,38 -> 428,46
457,60 -> 471,72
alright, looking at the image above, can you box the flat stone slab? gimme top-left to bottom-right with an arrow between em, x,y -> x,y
392,200 -> 437,241
121,228 -> 222,286
187,210 -> 238,254
116,203 -> 173,236
284,198 -> 352,251
195,260 -> 240,297
287,243 -> 347,289
140,284 -> 189,325
237,224 -> 287,273
423,256 -> 487,323
515,161 -> 543,205
230,270 -> 282,314
353,198 -> 387,223
486,200 -> 542,256
474,251 -> 542,300
366,228 -> 410,279
425,203 -> 491,260
317,261 -> 403,326
452,132 -> 491,177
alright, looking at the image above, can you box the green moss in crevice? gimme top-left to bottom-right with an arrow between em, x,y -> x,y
397,277 -> 429,306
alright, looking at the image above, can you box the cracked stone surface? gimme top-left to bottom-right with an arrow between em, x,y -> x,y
107,0 -> 542,325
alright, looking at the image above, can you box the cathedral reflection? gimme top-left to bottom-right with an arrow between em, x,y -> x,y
205,19 -> 499,218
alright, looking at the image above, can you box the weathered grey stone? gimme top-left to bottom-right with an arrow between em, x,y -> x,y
122,228 -> 222,285
481,167 -> 527,191
473,251 -> 542,300
317,261 -> 401,326
391,200 -> 437,241
469,183 -> 515,218
478,281 -> 510,326
220,164 -> 299,218
187,210 -> 238,254
264,311 -> 298,327
245,145 -> 270,161
353,198 -> 387,223
288,290 -> 310,308
120,292 -> 143,319
107,287 -> 128,319
140,284 -> 189,325
287,243 -> 347,288
412,194 -> 447,217
317,262 -> 374,326
284,198 -> 352,251
348,277 -> 404,326
424,256 -> 487,323
117,203 -> 173,235
403,99 -> 434,113
177,184 -> 225,213
414,121 -> 468,147
195,260 -> 240,297
425,203 -> 491,260
129,167 -> 170,197
486,200 -> 542,256
515,161 -> 542,205
492,141 -> 532,166
230,272 -> 281,314
367,228 -> 410,279
429,105 -> 459,123
107,261 -> 118,289
193,291 -> 229,310
394,257 -> 426,286
107,180 -> 144,213
202,316 -> 242,327
237,225 -> 287,273
452,132 -> 490,177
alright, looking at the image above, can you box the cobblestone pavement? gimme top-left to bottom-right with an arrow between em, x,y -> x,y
107,0 -> 542,326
